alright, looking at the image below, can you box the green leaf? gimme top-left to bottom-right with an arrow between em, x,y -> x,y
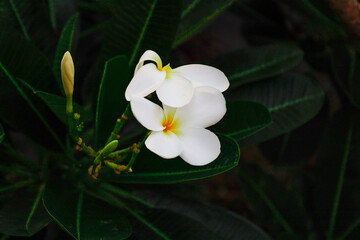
95,55 -> 130,148
228,74 -> 324,145
206,44 -> 304,89
210,101 -> 272,141
98,0 -> 182,68
53,13 -> 78,94
131,190 -> 272,240
0,26 -> 53,91
314,111 -> 360,238
174,0 -> 235,47
0,123 -> 4,144
0,0 -> 58,55
100,134 -> 240,183
0,187 -> 52,236
33,90 -> 93,124
239,165 -> 307,237
43,179 -> 132,240
0,65 -> 65,150
330,45 -> 360,109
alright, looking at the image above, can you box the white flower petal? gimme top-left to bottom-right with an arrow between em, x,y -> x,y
134,50 -> 162,74
176,86 -> 226,128
145,131 -> 182,159
125,63 -> 166,101
174,64 -> 229,92
163,104 -> 177,119
130,97 -> 165,131
178,128 -> 220,166
156,74 -> 194,108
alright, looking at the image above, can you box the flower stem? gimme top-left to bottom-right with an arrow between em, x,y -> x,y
106,103 -> 132,145
107,145 -> 133,158
327,119 -> 354,240
126,131 -> 150,170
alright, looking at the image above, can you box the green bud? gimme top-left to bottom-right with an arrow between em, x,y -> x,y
102,140 -> 119,156
74,113 -> 80,120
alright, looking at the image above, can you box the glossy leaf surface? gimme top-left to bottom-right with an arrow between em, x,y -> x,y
210,101 -> 272,141
53,13 -> 78,94
0,188 -> 51,236
95,55 -> 130,148
101,134 -> 240,184
43,179 -> 132,240
228,74 -> 324,145
207,44 -> 304,89
174,0 -> 235,47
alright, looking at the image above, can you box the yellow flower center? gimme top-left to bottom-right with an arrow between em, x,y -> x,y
158,64 -> 173,78
162,113 -> 179,134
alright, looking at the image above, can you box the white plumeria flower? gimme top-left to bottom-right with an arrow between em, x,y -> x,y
125,50 -> 230,108
130,86 -> 226,166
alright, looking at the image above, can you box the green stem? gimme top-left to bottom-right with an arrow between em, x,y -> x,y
239,170 -> 294,234
337,217 -> 360,240
100,183 -> 154,208
48,0 -> 56,30
126,131 -> 150,170
76,191 -> 84,240
106,103 -> 132,145
107,146 -> 133,158
9,0 -> 30,41
327,120 -> 354,240
0,179 -> 33,192
181,0 -> 201,18
25,183 -> 45,232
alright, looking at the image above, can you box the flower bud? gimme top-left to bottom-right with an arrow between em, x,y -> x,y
61,51 -> 75,97
102,140 -> 119,156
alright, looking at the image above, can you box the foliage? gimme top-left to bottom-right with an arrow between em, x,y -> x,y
3,0 -> 357,239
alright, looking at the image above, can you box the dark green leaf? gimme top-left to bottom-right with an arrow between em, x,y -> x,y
95,55 -> 130,148
239,165 -> 307,237
227,74 -> 324,145
0,0 -> 57,55
314,111 -> 360,238
210,101 -> 272,141
0,64 -> 65,149
174,0 -> 235,47
34,90 -> 93,124
0,187 -> 52,236
0,26 -> 53,91
206,44 -> 304,89
0,123 -> 4,144
43,179 -> 132,240
98,0 -> 182,68
53,13 -> 79,94
132,190 -> 272,240
330,45 -> 360,108
0,23 -> 59,148
100,134 -> 239,183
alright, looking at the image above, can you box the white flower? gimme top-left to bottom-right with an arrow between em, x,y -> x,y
125,50 -> 229,108
130,86 -> 227,166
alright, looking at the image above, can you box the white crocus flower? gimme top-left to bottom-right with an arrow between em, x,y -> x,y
130,86 -> 226,166
125,50 -> 230,108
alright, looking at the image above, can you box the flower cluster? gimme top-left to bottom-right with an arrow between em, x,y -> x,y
126,50 -> 229,166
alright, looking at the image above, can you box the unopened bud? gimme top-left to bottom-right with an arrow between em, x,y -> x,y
61,51 -> 74,97
102,140 -> 119,156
